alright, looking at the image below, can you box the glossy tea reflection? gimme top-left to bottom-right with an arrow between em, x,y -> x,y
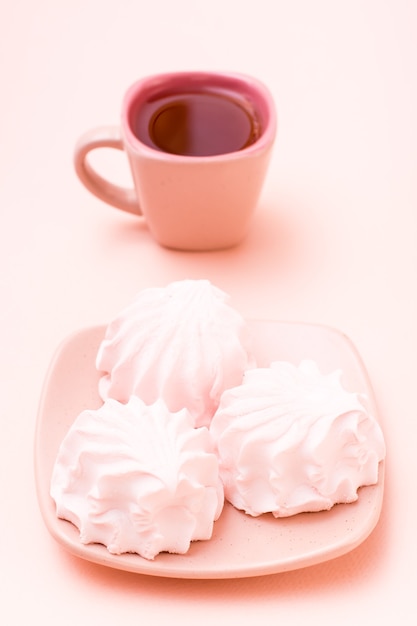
133,91 -> 262,157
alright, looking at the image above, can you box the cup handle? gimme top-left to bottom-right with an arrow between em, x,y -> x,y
74,126 -> 141,216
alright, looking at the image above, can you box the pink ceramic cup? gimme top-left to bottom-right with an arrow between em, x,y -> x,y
74,71 -> 276,251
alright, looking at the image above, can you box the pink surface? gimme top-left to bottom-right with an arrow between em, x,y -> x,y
1,0 -> 416,623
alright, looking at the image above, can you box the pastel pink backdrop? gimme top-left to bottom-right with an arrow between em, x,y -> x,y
1,1 -> 416,624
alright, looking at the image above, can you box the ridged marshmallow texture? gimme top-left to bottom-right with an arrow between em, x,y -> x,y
50,396 -> 224,560
96,280 -> 255,428
210,360 -> 386,517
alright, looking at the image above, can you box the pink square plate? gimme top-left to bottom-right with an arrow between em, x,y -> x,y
34,320 -> 385,579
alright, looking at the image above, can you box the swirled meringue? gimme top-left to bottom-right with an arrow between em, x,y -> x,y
210,360 -> 386,517
96,280 -> 255,428
50,396 -> 224,559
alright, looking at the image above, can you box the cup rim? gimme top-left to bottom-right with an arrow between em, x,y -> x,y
121,71 -> 277,161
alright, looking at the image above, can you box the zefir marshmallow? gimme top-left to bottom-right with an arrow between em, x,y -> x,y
96,280 -> 255,427
210,360 -> 386,517
50,396 -> 224,559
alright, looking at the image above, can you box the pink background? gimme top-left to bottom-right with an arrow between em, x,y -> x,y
1,0 -> 416,623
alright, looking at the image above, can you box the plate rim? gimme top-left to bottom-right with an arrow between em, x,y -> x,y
34,320 -> 385,579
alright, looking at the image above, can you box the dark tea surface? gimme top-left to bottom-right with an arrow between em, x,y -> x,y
133,90 -> 261,156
